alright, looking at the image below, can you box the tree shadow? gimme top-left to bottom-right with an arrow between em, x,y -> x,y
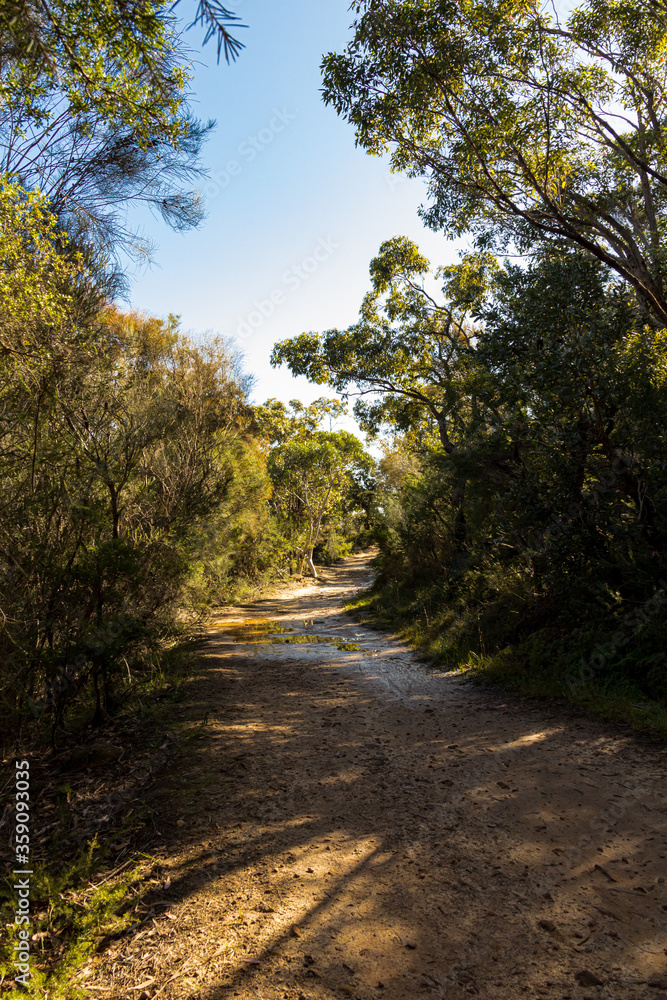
95,614 -> 667,1000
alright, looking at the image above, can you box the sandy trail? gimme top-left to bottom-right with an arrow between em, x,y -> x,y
97,552 -> 667,1000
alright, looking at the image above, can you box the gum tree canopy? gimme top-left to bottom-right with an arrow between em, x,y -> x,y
0,0 -> 245,264
271,236 -> 487,455
322,0 -> 667,325
256,399 -> 372,577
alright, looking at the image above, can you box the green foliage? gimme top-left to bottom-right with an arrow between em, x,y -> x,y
0,839 -> 146,997
0,0 -> 243,134
0,176 -> 367,741
0,0 -> 244,268
323,0 -> 667,325
272,237 -> 478,454
0,187 -> 270,739
312,0 -> 667,727
0,0 -> 261,746
256,398 -> 375,577
0,177 -> 83,329
280,232 -> 667,724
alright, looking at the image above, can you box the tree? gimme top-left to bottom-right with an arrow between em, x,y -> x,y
272,231 -> 667,590
256,399 -> 372,576
0,0 -> 244,132
0,193 -> 264,734
475,250 -> 667,588
322,0 -> 667,325
0,0 -> 244,267
0,0 -> 266,741
271,237 -> 492,455
271,239 -> 509,566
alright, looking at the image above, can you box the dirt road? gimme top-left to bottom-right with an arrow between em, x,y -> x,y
96,552 -> 667,1000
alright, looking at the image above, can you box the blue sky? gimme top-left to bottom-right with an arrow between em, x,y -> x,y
127,0 -> 463,414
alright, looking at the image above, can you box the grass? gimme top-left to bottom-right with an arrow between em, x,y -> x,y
346,580 -> 667,738
0,839 -> 157,998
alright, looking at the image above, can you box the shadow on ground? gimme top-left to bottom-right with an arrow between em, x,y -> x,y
89,553 -> 667,1000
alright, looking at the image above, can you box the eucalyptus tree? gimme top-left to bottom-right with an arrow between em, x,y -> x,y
256,399 -> 373,577
272,237 -> 491,455
272,229 -> 667,599
271,239 -> 504,560
322,0 -> 667,325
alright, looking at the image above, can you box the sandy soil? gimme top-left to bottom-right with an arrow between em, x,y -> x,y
92,552 -> 667,1000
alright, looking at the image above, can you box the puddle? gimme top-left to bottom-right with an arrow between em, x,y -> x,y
206,619 -> 360,652
205,619 -> 292,641
272,636 -> 361,651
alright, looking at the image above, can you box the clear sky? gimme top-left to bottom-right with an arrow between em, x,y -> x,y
127,0 -> 463,414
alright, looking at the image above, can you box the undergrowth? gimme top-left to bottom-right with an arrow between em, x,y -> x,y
1,638 -> 206,996
0,839 -> 155,998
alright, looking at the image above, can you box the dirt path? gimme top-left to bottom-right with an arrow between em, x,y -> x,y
96,552 -> 667,1000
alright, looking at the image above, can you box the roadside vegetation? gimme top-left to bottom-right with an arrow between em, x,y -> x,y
274,0 -> 667,735
0,6 -> 374,753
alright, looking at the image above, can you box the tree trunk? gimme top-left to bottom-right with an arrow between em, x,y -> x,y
435,412 -> 455,454
108,483 -> 120,539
